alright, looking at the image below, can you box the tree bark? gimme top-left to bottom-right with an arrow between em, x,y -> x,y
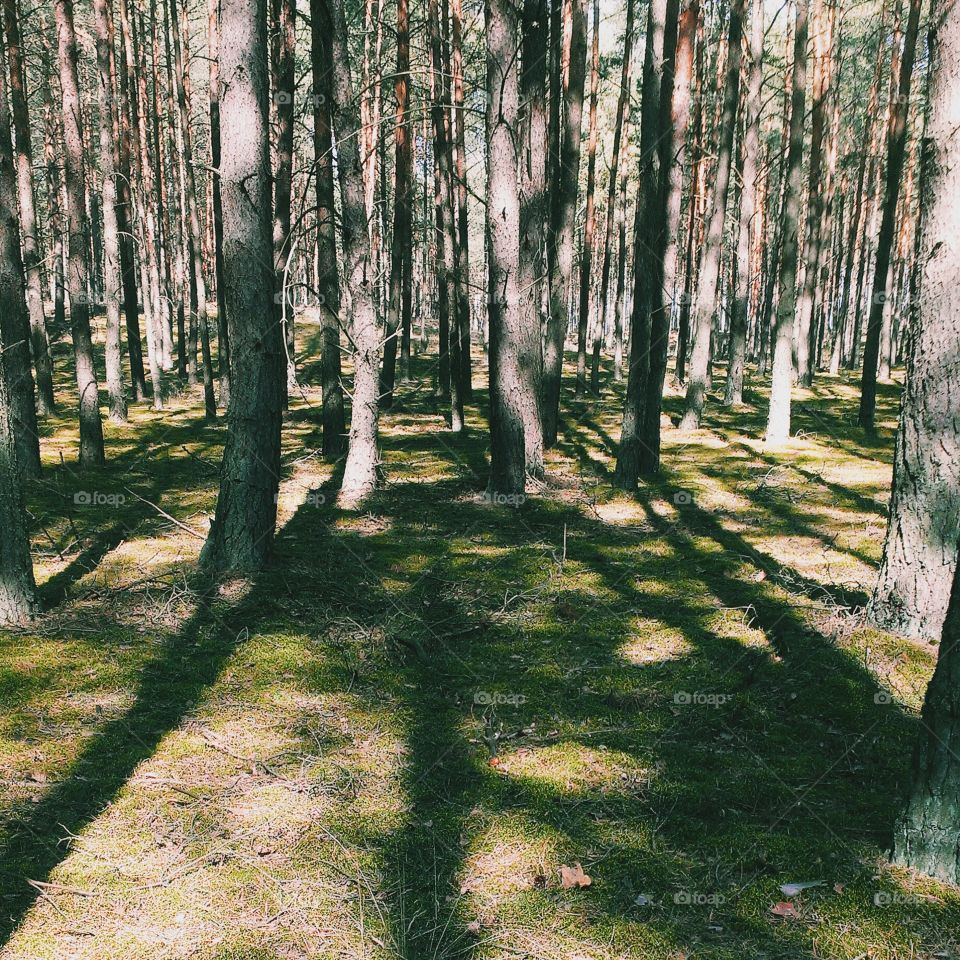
486,0 -> 528,499
326,0 -> 383,502
451,0 -> 472,400
1,0 -> 56,417
765,0 -> 808,445
55,0 -> 106,465
859,0 -> 922,429
93,0 -> 128,423
574,0 -> 600,398
310,0 -> 346,458
201,0 -> 282,574
678,0 -> 744,430
542,0 -> 587,447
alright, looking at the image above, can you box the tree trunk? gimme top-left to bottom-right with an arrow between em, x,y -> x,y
170,0 -> 216,419
596,0 -> 636,387
518,0 -> 548,476
93,0 -> 128,423
892,19 -> 960,854
272,0 -> 296,394
574,0 -> 600,399
725,0 -> 762,406
381,0 -> 413,407
451,0 -> 472,400
486,0 -> 528,499
208,0 -> 231,406
200,0 -> 282,574
1,0 -> 56,417
678,0 -> 744,430
859,0 -> 922,429
765,0 -> 808,445
310,0 -> 346,458
326,0 -> 383,502
543,0 -> 587,447
55,0 -> 106,465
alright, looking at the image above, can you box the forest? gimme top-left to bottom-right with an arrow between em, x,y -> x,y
1,0 -> 960,953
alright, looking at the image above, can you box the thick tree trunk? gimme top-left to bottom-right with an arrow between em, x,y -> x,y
542,0 -> 587,447
0,346 -> 35,625
208,0 -> 231,406
381,0 -> 412,407
725,0 -> 762,406
55,0 -> 106,465
0,39 -> 40,478
1,0 -> 55,417
518,0 -> 548,476
326,0 -> 383,502
892,21 -> 960,855
678,0 -> 744,430
765,0 -> 808,445
310,0 -> 346,458
859,0 -> 922,429
486,0 -> 528,499
200,0 -> 282,574
574,0 -> 600,399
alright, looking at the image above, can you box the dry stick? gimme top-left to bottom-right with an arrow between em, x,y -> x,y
122,487 -> 205,540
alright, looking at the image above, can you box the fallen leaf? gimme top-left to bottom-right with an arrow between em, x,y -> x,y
833,883 -> 845,894
769,901 -> 798,918
560,862 -> 592,889
29,771 -> 47,784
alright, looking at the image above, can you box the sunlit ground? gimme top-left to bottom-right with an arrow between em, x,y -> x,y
1,315 -> 957,959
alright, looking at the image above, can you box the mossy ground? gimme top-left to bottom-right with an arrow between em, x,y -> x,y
1,320 -> 957,959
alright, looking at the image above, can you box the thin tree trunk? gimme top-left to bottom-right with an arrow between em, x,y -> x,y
93,0 -> 128,422
310,0 -> 346,458
543,0 -> 587,447
765,0 -> 808,444
55,0 -> 106,465
200,0 -> 281,574
451,0 -> 472,400
1,0 -> 55,417
326,0 -> 383,502
208,0 -> 231,406
678,0 -> 744,430
724,0 -> 762,406
859,0 -> 921,429
575,0 -> 600,398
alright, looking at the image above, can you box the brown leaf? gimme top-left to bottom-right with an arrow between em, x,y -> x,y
560,862 -> 592,889
769,900 -> 798,918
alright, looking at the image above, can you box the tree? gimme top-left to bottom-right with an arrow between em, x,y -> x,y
574,0 -> 600,399
55,0 -> 106,465
326,0 -> 383,503
380,0 -> 413,407
678,0 -> 744,431
543,0 -> 587,447
93,0 -> 128,423
891,0 -> 960,865
518,0 -> 549,476
310,0 -> 346,458
486,0 -> 528,499
1,0 -> 55,417
859,0 -> 922,429
200,0 -> 282,574
0,344 -> 35,625
765,0 -> 809,445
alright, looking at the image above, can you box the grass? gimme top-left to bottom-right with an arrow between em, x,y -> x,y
1,319 -> 957,959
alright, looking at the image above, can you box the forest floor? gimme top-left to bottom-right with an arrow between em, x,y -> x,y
2,318 -> 959,960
